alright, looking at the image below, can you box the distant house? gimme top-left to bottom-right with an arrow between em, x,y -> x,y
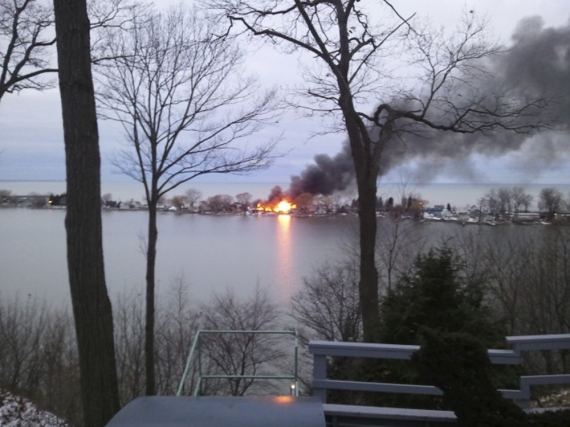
13,195 -> 49,208
48,193 -> 66,206
441,208 -> 454,220
457,211 -> 470,222
514,212 -> 541,223
129,200 -> 143,209
424,206 -> 444,217
103,199 -> 121,208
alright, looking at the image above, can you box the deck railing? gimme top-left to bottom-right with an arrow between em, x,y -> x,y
177,329 -> 299,397
309,334 -> 570,409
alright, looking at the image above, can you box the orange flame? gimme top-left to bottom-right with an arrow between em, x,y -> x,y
276,200 -> 293,213
256,199 -> 296,214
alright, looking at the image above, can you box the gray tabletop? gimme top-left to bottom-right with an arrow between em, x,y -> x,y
106,396 -> 326,427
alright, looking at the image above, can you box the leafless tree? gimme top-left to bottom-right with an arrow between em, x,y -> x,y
511,186 -> 533,216
291,261 -> 361,343
483,228 -> 570,374
88,0 -> 147,52
0,0 -> 136,104
3,4 -> 145,420
235,192 -> 252,211
377,218 -> 427,292
480,189 -> 501,219
113,289 -> 146,405
206,194 -> 234,213
95,3 -> 276,395
0,189 -> 13,203
112,278 -> 203,403
53,0 -> 121,424
497,187 -> 512,217
185,188 -> 202,212
0,296 -> 81,424
169,195 -> 185,210
538,187 -> 564,220
0,296 -> 47,392
102,193 -> 112,202
294,192 -> 314,214
376,179 -> 428,291
154,280 -> 202,397
199,287 -> 285,396
0,0 -> 56,103
289,261 -> 362,396
207,0 -> 551,341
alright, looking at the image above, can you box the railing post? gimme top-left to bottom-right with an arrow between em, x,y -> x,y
519,378 -> 531,409
294,329 -> 299,397
179,330 -> 299,397
313,354 -> 327,403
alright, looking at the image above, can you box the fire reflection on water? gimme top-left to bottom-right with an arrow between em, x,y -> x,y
275,214 -> 295,302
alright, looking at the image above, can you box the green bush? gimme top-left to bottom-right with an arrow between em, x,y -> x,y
528,409 -> 570,427
413,328 -> 529,427
379,246 -> 503,347
357,246 -> 509,408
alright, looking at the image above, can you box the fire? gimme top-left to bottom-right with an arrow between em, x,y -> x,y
255,199 -> 296,214
276,200 -> 293,213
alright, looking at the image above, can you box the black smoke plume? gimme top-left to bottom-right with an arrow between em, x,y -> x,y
288,143 -> 353,198
284,16 -> 570,198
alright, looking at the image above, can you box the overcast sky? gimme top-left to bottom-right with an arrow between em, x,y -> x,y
0,0 -> 569,187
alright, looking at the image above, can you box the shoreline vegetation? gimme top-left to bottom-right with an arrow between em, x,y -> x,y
1,185 -> 569,226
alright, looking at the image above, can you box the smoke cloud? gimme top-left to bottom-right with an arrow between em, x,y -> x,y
288,143 -> 353,198
284,16 -> 570,198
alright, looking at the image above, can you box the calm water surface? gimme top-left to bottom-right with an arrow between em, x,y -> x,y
0,208 -> 357,306
2,179 -> 568,307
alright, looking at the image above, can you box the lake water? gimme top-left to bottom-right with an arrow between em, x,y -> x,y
1,180 -> 569,308
0,207 -> 359,307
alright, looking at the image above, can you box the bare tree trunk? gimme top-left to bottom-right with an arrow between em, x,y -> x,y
205,1 -> 551,347
95,6 -> 276,396
345,107 -> 381,343
145,203 -> 158,395
356,177 -> 380,342
53,0 -> 120,425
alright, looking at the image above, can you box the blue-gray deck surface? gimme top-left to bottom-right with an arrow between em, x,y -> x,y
323,404 -> 457,427
105,396 -> 326,427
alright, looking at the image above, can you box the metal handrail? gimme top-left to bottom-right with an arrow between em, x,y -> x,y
309,333 -> 570,408
176,329 -> 299,397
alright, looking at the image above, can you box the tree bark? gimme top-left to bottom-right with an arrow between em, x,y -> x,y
344,107 -> 381,343
356,180 -> 380,342
53,0 -> 120,425
145,202 -> 158,395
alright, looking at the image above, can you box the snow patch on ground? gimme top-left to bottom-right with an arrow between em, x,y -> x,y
0,389 -> 68,427
537,388 -> 570,408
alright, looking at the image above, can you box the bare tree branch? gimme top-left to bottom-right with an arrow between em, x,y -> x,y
0,0 -> 56,102
200,287 -> 285,396
0,0 -> 147,103
204,0 -> 553,342
95,3 -> 278,395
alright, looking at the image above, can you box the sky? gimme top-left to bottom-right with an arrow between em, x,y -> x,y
0,0 -> 569,189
